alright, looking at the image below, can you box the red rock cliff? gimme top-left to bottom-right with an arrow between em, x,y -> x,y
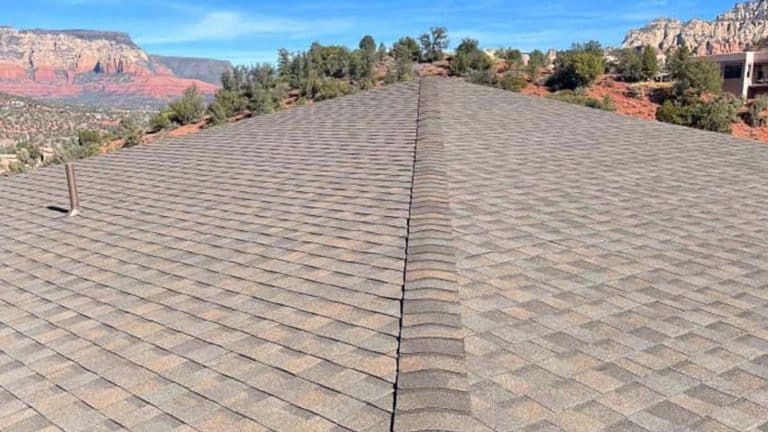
0,27 -> 218,105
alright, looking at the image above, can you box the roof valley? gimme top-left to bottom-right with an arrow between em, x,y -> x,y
392,78 -> 479,432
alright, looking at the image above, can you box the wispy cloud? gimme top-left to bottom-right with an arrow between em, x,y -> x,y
136,11 -> 353,44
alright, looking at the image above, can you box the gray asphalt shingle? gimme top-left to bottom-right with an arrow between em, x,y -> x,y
1,77 -> 768,431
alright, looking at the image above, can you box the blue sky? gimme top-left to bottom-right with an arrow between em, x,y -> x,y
6,0 -> 738,65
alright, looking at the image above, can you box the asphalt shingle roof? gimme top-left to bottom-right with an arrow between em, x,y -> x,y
1,77 -> 768,432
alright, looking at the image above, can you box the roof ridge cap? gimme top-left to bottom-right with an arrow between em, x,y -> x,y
392,78 -> 478,432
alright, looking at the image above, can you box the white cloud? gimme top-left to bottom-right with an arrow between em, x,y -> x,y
136,11 -> 352,44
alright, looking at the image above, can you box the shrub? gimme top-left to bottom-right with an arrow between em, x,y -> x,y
169,85 -> 206,125
627,86 -> 645,99
449,38 -> 493,76
116,118 -> 143,148
657,100 -> 685,124
616,48 -> 644,82
385,55 -> 413,84
667,46 -> 722,98
496,72 -> 527,92
77,129 -> 104,157
745,94 -> 768,126
547,89 -> 615,111
148,109 -> 173,132
208,88 -> 248,124
497,48 -> 523,68
392,36 -> 421,62
675,58 -> 723,97
11,140 -> 43,172
656,97 -> 737,133
466,69 -> 497,86
547,42 -> 605,90
207,101 -> 229,125
311,78 -> 352,101
51,130 -> 104,163
601,95 -> 617,111
527,49 -> 547,79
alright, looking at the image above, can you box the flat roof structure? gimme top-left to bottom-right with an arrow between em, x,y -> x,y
1,77 -> 768,432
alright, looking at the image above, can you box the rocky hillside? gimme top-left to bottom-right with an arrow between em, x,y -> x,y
0,27 -> 221,106
149,55 -> 232,85
623,0 -> 768,55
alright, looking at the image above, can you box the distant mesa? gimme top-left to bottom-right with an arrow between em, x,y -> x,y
624,0 -> 768,55
0,26 -> 231,106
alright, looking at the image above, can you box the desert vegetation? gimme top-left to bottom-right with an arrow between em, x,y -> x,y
0,92 -> 151,174
7,26 -> 768,177
442,36 -> 763,138
2,29 -> 437,176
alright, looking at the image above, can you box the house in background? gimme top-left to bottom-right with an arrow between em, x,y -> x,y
709,51 -> 768,98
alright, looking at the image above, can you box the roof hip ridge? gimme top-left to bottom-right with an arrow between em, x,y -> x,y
391,78 -> 479,432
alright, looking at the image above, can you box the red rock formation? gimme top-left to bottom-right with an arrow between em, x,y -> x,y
0,27 -> 219,105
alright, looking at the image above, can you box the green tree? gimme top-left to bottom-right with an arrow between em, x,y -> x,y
450,38 -> 493,76
419,26 -> 449,62
616,48 -> 643,82
641,46 -> 659,80
392,36 -> 421,62
547,43 -> 604,90
666,45 -> 692,78
377,42 -> 388,61
387,43 -> 414,83
359,35 -> 376,54
675,57 -> 723,97
169,85 -> 206,125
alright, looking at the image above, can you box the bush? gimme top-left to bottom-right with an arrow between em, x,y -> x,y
497,72 -> 527,92
169,85 -> 206,125
527,49 -> 547,79
310,78 -> 352,101
657,100 -> 685,124
77,130 -> 104,157
656,97 -> 737,133
676,58 -> 723,97
466,69 -> 497,86
116,118 -> 143,148
497,48 -> 523,68
148,109 -> 172,132
627,86 -> 645,99
547,89 -> 615,111
450,38 -> 493,76
392,36 -> 421,62
745,94 -> 768,126
547,42 -> 605,90
667,46 -> 722,98
616,48 -> 644,82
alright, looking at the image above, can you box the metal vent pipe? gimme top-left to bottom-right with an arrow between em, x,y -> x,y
65,163 -> 81,217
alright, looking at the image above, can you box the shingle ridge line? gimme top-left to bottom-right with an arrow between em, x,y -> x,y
391,78 -> 473,432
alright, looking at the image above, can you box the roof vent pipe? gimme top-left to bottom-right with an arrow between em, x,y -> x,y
65,163 -> 81,217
